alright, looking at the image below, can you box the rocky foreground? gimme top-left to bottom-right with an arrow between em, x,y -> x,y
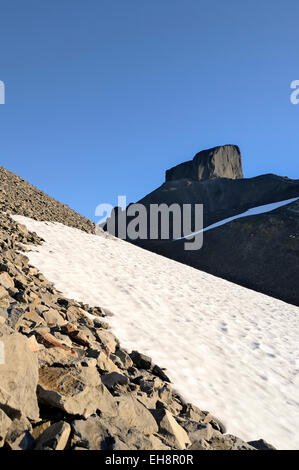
0,167 -> 275,450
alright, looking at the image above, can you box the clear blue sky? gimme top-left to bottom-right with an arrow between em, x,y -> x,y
0,1 -> 298,220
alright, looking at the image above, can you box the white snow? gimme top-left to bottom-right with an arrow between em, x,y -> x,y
12,214 -> 299,450
179,197 -> 299,239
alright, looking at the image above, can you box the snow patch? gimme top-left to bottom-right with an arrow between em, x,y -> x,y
11,214 -> 299,450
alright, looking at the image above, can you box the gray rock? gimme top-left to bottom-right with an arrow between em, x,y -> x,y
37,347 -> 80,367
101,371 -> 129,388
7,430 -> 35,450
0,332 -> 39,420
37,364 -> 117,418
95,329 -> 119,353
115,349 -> 133,368
0,272 -> 14,290
42,308 -> 66,326
247,439 -> 276,450
152,408 -> 191,450
0,286 -> 8,300
6,304 -> 26,329
189,439 -> 210,450
178,419 -> 214,443
115,395 -> 158,435
0,409 -> 11,447
72,415 -> 157,450
209,431 -> 256,450
97,352 -> 120,373
35,421 -> 71,450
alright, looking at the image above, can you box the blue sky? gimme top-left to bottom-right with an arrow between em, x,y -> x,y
0,1 -> 298,220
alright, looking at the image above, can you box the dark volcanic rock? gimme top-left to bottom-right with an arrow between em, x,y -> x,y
135,198 -> 299,306
137,173 -> 299,231
103,145 -> 299,306
165,145 -> 243,182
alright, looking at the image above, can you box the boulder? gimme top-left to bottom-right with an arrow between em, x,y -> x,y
37,364 -> 118,418
41,308 -> 66,327
0,272 -> 14,290
97,353 -> 121,373
115,349 -> 133,368
101,371 -> 129,388
0,332 -> 39,421
209,431 -> 256,450
178,419 -> 213,443
71,415 -> 157,450
115,395 -> 158,435
152,408 -> 191,450
37,347 -> 80,368
34,421 -> 71,450
95,329 -> 119,353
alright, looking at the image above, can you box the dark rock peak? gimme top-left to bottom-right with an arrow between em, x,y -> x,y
165,144 -> 243,182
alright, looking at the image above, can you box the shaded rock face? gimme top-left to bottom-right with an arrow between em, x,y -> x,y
165,145 -> 243,182
103,145 -> 299,306
137,173 -> 299,231
130,198 -> 299,307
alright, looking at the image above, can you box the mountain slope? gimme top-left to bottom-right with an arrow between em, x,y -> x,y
11,213 -> 299,450
1,166 -> 270,451
0,166 -> 95,233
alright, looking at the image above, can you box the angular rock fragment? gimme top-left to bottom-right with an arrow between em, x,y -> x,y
247,439 -> 276,450
130,351 -> 152,370
209,431 -> 256,450
37,364 -> 117,418
5,416 -> 34,450
101,371 -> 129,389
35,421 -> 71,450
95,329 -> 119,354
0,332 -> 39,421
0,409 -> 12,448
152,408 -> 191,450
0,272 -> 14,290
72,415 -> 157,450
115,395 -> 158,436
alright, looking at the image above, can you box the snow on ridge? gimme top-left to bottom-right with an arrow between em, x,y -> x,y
178,197 -> 299,239
11,214 -> 299,450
